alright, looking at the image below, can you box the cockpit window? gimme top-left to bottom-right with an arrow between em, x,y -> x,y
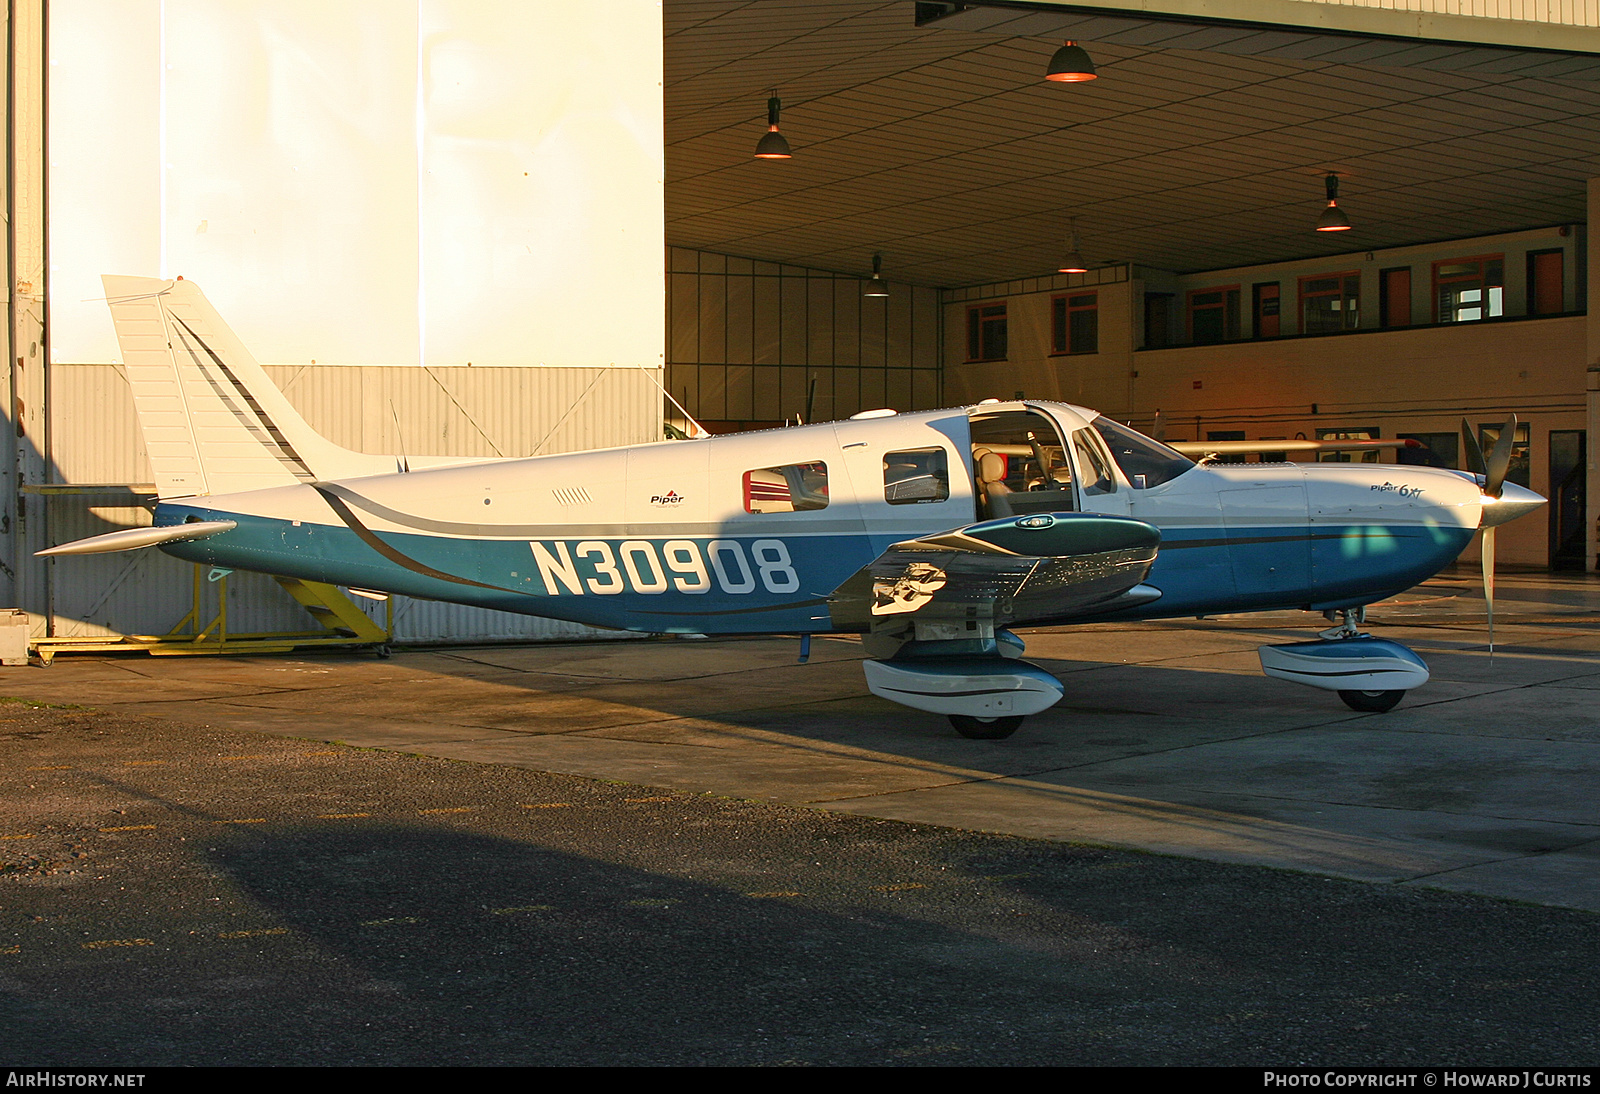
1090,418 -> 1194,489
884,448 -> 950,504
744,462 -> 829,513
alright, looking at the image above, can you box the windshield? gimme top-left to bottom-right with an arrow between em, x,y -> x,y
1090,418 -> 1194,489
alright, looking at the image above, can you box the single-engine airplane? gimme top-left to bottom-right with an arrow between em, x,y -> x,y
40,275 -> 1546,738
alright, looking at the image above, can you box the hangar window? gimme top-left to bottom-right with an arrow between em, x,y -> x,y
967,303 -> 1007,361
1397,432 -> 1458,469
1050,293 -> 1098,355
1317,427 -> 1380,464
1300,272 -> 1360,334
884,448 -> 950,505
1477,422 -> 1530,489
1187,286 -> 1239,344
744,462 -> 828,513
1435,256 -> 1503,323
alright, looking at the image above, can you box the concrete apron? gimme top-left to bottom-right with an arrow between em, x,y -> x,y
7,572 -> 1600,912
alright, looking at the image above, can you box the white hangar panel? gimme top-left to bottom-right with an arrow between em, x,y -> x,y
49,0 -> 664,371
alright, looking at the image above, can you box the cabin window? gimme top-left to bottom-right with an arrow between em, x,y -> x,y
1050,293 -> 1098,355
1299,272 -> 1360,334
743,462 -> 829,513
1435,255 -> 1503,322
966,303 -> 1007,361
884,448 -> 950,505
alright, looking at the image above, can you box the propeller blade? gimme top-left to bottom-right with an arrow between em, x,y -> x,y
1482,524 -> 1496,662
1484,413 -> 1518,500
1461,418 -> 1488,478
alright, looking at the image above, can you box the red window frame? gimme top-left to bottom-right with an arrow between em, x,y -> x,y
1433,254 -> 1504,323
1050,292 -> 1098,355
1298,270 -> 1361,335
1186,285 -> 1239,344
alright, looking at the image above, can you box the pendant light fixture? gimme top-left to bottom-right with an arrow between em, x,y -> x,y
1045,40 -> 1097,82
1315,173 -> 1352,232
753,92 -> 792,160
1058,219 -> 1089,274
863,252 -> 889,298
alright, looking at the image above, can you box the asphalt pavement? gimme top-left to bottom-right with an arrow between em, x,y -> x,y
3,569 -> 1599,1064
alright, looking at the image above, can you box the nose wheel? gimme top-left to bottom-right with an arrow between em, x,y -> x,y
1338,689 -> 1404,713
948,714 -> 1024,739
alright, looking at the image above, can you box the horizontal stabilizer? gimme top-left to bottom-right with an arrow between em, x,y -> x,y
36,520 -> 237,557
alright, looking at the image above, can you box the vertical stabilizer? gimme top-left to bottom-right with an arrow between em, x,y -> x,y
103,275 -> 396,499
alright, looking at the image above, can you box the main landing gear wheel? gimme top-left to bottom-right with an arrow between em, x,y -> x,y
1338,689 -> 1404,713
948,714 -> 1024,739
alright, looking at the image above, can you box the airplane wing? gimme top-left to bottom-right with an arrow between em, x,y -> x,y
826,512 -> 1160,633
1166,438 -> 1422,458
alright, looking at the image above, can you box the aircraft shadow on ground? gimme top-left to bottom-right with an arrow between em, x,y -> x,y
17,818 -> 1600,1066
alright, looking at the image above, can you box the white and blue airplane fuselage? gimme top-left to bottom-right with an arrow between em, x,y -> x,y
42,276 -> 1544,738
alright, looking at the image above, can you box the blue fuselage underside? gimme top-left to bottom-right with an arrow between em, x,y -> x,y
155,503 -> 1475,634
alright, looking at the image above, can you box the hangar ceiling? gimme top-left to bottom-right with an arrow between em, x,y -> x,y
664,0 -> 1600,287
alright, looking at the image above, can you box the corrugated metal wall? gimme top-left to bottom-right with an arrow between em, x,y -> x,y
666,248 -> 942,428
32,364 -> 662,643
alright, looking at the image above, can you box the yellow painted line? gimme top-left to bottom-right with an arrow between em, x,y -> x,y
624,796 -> 673,803
520,802 -> 572,809
873,883 -> 927,893
99,825 -> 156,832
0,945 -> 19,955
418,807 -> 476,815
26,765 -> 70,771
0,833 -> 35,841
218,755 -> 272,761
122,760 -> 166,767
359,917 -> 420,926
490,905 -> 555,915
213,819 -> 267,825
82,938 -> 154,949
317,812 -> 371,819
217,928 -> 288,939
747,891 -> 800,899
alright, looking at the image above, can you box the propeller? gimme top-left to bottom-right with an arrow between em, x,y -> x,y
1461,413 -> 1519,659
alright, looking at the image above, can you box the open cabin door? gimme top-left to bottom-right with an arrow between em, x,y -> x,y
967,406 -> 1078,520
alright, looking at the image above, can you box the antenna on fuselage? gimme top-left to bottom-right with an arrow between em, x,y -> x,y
644,371 -> 710,439
390,403 -> 410,473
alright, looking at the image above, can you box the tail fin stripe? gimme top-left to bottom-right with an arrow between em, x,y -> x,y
170,315 -> 315,481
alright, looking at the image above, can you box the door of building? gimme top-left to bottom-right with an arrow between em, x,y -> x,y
1549,430 -> 1586,570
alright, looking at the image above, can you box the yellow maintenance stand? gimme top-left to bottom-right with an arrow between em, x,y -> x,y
31,565 -> 393,664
